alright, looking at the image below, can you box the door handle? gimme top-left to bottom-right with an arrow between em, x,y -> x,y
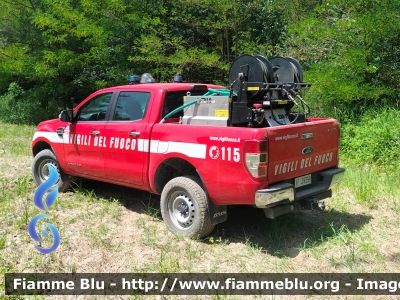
128,131 -> 140,137
90,131 -> 100,136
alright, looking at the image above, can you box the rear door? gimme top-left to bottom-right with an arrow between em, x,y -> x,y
102,91 -> 152,186
267,119 -> 340,184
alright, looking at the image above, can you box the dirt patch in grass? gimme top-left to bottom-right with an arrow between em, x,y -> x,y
0,156 -> 32,179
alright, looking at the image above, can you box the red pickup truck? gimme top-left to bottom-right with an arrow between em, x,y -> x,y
31,55 -> 344,238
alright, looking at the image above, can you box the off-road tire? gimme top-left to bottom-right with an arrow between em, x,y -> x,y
160,176 -> 215,238
32,149 -> 72,192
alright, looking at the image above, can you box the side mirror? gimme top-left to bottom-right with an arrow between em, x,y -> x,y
59,110 -> 72,122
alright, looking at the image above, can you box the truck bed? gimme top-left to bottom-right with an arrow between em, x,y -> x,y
149,117 -> 341,207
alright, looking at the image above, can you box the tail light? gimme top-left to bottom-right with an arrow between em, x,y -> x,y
244,140 -> 268,179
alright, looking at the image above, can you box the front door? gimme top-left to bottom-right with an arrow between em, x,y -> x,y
63,92 -> 114,179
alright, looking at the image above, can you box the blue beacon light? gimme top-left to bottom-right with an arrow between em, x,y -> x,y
173,75 -> 183,83
129,74 -> 140,84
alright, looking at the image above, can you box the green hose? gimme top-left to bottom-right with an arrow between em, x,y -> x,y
159,88 -> 233,123
205,88 -> 232,96
160,98 -> 200,123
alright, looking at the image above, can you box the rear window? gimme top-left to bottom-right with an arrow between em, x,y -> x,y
163,90 -> 207,118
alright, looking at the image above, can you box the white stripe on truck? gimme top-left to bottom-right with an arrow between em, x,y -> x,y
33,131 -> 62,143
33,132 -> 207,159
149,140 -> 206,159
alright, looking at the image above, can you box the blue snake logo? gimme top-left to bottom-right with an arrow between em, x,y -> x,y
28,164 -> 60,254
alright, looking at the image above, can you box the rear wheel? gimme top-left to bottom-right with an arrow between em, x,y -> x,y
32,149 -> 72,192
160,176 -> 215,238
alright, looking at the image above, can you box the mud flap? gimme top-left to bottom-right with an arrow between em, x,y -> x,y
207,199 -> 227,225
197,171 -> 227,225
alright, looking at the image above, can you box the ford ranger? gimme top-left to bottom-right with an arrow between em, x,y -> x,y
31,55 -> 344,238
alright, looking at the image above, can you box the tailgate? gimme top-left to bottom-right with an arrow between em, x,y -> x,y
267,119 -> 340,184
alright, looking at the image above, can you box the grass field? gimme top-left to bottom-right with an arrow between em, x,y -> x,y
1,122 -> 400,299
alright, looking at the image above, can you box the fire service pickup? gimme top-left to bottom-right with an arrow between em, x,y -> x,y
31,54 -> 344,237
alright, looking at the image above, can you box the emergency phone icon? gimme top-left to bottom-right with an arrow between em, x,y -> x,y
209,146 -> 220,159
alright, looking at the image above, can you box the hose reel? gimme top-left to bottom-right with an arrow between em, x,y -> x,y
228,54 -> 312,127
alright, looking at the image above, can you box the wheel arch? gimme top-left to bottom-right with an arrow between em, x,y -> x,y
32,141 -> 52,156
32,140 -> 71,180
153,157 -> 199,194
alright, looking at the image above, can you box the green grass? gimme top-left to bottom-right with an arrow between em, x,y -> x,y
340,108 -> 400,168
338,159 -> 400,208
1,120 -> 400,298
0,123 -> 36,156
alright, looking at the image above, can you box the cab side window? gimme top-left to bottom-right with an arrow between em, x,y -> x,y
113,91 -> 151,121
77,93 -> 113,121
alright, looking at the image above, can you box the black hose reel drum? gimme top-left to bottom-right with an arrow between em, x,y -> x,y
229,54 -> 303,99
228,54 -> 272,100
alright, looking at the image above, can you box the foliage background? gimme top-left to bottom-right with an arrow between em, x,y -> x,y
0,0 -> 399,167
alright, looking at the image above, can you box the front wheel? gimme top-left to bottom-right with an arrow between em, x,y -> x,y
160,176 -> 215,238
32,149 -> 72,192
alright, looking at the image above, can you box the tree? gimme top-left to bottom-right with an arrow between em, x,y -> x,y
284,0 -> 400,119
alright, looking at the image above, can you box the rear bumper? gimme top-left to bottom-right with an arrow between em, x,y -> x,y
255,167 -> 345,208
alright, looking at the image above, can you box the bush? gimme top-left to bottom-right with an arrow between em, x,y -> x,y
0,83 -> 60,125
340,108 -> 400,167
